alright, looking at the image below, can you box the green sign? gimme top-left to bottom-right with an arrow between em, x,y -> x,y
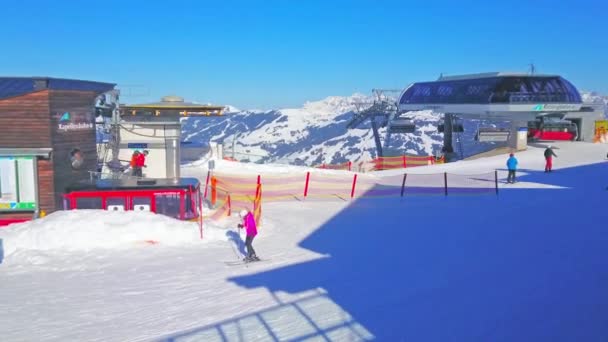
0,202 -> 36,210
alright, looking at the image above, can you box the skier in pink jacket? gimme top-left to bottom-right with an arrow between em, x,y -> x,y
238,209 -> 259,261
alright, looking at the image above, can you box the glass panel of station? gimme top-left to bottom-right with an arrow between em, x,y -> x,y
399,76 -> 582,105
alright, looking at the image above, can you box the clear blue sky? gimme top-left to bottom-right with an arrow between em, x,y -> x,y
1,0 -> 606,109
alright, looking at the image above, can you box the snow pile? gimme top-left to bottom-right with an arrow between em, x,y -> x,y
0,210 -> 227,257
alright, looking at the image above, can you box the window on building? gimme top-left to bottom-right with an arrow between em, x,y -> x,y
154,193 -> 181,219
0,156 -> 37,211
76,197 -> 103,209
63,197 -> 72,210
401,76 -> 581,105
184,192 -> 199,219
106,197 -> 126,211
132,196 -> 151,212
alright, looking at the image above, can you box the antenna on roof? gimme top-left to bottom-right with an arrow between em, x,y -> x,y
528,62 -> 536,75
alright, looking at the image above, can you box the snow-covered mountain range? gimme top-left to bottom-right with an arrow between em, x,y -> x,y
99,92 -> 607,167
581,91 -> 608,111
181,94 -> 446,166
181,92 -> 537,166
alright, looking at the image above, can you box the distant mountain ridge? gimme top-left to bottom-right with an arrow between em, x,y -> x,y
98,91 -> 607,166
181,94 -> 444,166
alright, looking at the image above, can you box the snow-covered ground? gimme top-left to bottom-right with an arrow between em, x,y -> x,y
1,141 -> 608,341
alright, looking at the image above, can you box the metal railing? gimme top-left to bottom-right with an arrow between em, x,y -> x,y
88,171 -> 141,181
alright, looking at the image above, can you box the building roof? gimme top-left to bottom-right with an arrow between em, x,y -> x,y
122,95 -> 225,115
399,73 -> 582,107
0,77 -> 116,101
437,72 -> 557,81
0,148 -> 52,158
65,177 -> 200,193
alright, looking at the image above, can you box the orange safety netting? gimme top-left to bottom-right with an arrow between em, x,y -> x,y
314,155 -> 445,172
207,187 -> 232,221
220,155 -> 445,173
253,184 -> 262,226
369,155 -> 436,171
204,165 -> 497,225
315,161 -> 352,171
208,170 -> 497,206
204,172 -> 260,225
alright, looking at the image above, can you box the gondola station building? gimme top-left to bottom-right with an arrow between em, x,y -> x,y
0,77 -> 115,225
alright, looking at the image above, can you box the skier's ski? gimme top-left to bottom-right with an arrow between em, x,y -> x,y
223,258 -> 269,266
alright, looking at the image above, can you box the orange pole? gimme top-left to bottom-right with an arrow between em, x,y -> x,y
211,176 -> 217,207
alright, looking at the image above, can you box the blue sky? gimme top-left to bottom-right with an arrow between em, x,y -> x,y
1,0 -> 606,109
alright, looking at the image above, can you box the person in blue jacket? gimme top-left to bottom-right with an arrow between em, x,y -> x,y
506,153 -> 518,184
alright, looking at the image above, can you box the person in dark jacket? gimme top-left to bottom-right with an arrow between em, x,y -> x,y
544,145 -> 557,172
506,153 -> 518,183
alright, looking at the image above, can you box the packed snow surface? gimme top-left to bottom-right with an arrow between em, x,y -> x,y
1,141 -> 608,341
0,211 -> 217,257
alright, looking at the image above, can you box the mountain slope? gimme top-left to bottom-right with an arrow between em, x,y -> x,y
181,94 -> 444,166
100,92 -> 607,167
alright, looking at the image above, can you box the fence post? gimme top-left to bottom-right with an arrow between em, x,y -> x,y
304,172 -> 310,199
203,170 -> 210,198
211,176 -> 217,207
401,173 -> 407,197
495,170 -> 499,195
254,184 -> 262,227
350,174 -> 358,199
402,155 -> 407,168
256,174 -> 261,202
444,172 -> 448,196
348,161 -> 352,171
227,195 -> 232,216
199,192 -> 203,240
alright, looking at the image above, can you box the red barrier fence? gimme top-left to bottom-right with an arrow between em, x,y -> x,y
369,155 -> 441,171
203,168 -> 495,224
315,161 -> 352,171
313,155 -> 445,172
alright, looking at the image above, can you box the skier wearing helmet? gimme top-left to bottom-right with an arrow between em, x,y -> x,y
544,145 -> 557,172
237,209 -> 259,262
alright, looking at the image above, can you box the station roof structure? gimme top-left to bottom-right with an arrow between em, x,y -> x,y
0,77 -> 115,100
65,177 -> 200,192
397,72 -> 584,120
122,95 -> 225,117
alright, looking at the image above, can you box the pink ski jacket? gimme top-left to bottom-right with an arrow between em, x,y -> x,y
243,212 -> 258,237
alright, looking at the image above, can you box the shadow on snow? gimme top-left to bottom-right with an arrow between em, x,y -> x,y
163,161 -> 608,341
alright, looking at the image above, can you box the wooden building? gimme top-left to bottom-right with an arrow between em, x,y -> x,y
0,77 -> 115,225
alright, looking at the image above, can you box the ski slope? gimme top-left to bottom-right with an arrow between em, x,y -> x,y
1,141 -> 608,341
